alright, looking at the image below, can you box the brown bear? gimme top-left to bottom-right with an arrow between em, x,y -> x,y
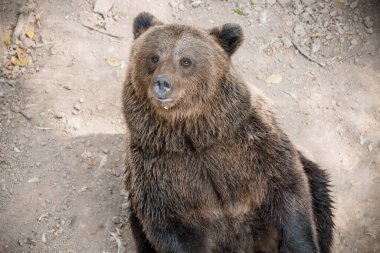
122,12 -> 334,253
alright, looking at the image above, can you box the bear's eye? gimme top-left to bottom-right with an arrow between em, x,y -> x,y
150,55 -> 159,64
180,58 -> 192,68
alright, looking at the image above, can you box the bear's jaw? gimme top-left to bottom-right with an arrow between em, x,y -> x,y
150,96 -> 177,111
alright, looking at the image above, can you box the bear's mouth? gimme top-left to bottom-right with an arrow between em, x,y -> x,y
155,97 -> 174,103
151,96 -> 178,110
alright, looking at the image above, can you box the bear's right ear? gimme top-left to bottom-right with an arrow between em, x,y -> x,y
133,12 -> 163,39
209,23 -> 244,56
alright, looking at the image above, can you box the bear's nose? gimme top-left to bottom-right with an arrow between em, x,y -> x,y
152,76 -> 172,97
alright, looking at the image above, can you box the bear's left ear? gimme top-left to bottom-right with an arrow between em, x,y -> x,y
209,24 -> 244,56
133,12 -> 163,39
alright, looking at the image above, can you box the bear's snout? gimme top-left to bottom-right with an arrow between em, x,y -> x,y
152,76 -> 172,98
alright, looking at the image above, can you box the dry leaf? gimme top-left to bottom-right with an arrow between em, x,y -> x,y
116,228 -> 123,236
16,47 -> 28,59
25,26 -> 35,39
265,74 -> 283,84
106,58 -> 122,67
233,7 -> 244,16
11,48 -> 29,66
79,186 -> 88,192
4,60 -> 13,70
3,34 -> 11,48
26,238 -> 36,246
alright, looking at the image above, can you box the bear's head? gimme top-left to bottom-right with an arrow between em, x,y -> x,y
128,12 -> 244,115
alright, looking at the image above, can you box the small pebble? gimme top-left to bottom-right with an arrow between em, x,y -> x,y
121,202 -> 130,210
55,112 -> 65,119
73,104 -> 81,111
363,16 -> 373,28
41,233 -> 47,243
350,0 -> 358,8
191,0 -> 202,8
350,39 -> 358,46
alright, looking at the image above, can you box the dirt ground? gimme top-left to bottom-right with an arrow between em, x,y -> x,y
0,0 -> 379,252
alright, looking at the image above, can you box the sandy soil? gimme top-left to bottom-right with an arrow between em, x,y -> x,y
0,0 -> 379,252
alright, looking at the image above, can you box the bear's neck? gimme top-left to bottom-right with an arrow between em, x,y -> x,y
124,73 -> 251,153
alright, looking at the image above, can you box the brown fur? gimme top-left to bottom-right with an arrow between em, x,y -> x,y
123,12 -> 333,253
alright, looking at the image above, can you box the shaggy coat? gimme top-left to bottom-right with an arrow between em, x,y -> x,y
122,12 -> 333,253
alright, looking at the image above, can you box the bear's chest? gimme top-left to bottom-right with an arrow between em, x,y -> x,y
129,143 -> 266,219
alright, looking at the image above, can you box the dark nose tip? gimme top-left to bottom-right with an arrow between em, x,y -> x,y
153,76 -> 172,97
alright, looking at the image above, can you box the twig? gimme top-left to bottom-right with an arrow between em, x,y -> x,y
81,24 -> 124,39
35,126 -> 52,130
109,232 -> 126,253
291,40 -> 327,67
330,48 -> 363,65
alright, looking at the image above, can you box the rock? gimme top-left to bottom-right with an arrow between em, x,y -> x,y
350,0 -> 358,8
258,11 -> 268,25
79,97 -> 85,103
178,3 -> 185,11
28,176 -> 40,183
73,104 -> 81,111
368,142 -> 373,152
63,85 -> 72,90
337,25 -> 345,35
14,147 -> 21,153
359,134 -> 365,145
112,216 -> 121,224
339,37 -> 345,44
41,233 -> 47,243
18,239 -> 24,246
191,0 -> 202,8
243,7 -> 251,16
301,0 -> 315,6
94,0 -> 113,17
121,202 -> 130,210
350,38 -> 358,46
282,36 -> 293,48
0,90 -> 4,97
311,42 -> 321,54
326,32 -> 333,40
22,37 -> 35,48
366,28 -> 373,34
169,0 -> 178,8
363,17 -> 373,28
330,10 -> 337,17
294,23 -> 306,37
55,112 -> 65,119
266,0 -> 276,5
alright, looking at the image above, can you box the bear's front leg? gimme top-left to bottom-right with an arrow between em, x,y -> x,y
271,191 -> 320,253
144,217 -> 211,253
130,211 -> 157,253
